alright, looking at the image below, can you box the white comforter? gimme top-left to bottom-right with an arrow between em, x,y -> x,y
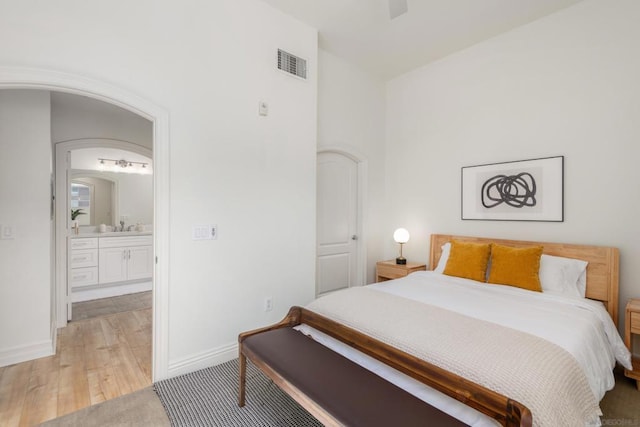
296,271 -> 631,427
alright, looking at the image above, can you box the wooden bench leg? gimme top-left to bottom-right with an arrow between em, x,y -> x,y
239,351 -> 247,407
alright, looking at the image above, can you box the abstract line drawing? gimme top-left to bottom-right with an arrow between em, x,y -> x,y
461,156 -> 563,222
481,172 -> 536,209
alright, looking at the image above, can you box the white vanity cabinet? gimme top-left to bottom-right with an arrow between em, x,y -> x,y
69,233 -> 153,302
70,237 -> 99,289
98,235 -> 153,284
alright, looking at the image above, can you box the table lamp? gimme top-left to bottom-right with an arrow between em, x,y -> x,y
393,228 -> 410,265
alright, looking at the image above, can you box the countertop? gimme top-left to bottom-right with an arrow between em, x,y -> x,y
70,231 -> 152,238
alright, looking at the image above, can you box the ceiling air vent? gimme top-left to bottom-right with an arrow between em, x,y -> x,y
278,49 -> 307,80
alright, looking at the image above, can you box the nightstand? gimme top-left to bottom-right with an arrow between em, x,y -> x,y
376,260 -> 426,282
624,298 -> 640,390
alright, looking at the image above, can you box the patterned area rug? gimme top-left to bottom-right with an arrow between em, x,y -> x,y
154,358 -> 322,427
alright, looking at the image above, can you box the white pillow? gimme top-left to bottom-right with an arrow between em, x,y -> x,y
575,269 -> 587,298
539,254 -> 588,298
433,242 -> 451,273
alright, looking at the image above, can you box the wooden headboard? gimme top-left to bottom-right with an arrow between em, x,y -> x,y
429,234 -> 620,327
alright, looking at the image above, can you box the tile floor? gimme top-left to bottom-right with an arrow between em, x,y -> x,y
72,291 -> 152,321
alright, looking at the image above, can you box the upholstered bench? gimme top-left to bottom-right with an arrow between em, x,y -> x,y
239,327 -> 467,426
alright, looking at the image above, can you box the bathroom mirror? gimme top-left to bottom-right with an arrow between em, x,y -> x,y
70,173 -> 116,226
70,170 -> 153,228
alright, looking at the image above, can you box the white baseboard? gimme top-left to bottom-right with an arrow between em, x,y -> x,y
166,342 -> 238,378
0,338 -> 54,368
71,280 -> 152,302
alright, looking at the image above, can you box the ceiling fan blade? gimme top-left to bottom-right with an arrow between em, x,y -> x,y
388,0 -> 408,19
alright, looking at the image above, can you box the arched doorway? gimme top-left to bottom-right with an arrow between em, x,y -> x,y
0,67 -> 170,380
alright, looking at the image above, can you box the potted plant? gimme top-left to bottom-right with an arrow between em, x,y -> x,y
71,208 -> 86,221
70,208 -> 86,233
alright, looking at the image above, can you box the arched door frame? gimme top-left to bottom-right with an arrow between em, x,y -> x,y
56,138 -> 153,322
0,66 -> 170,380
317,146 -> 367,288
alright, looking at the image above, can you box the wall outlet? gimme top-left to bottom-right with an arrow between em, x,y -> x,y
264,297 -> 273,312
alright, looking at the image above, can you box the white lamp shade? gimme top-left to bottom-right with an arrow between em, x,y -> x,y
393,228 -> 410,244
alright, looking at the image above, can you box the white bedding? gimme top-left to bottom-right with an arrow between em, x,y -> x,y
295,271 -> 632,427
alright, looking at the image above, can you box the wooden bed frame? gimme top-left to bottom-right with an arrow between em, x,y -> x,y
239,306 -> 532,427
430,234 -> 620,327
238,234 -> 620,426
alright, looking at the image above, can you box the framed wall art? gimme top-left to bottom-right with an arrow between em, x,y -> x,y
461,156 -> 564,222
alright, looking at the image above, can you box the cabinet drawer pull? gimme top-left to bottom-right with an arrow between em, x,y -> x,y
74,274 -> 87,280
73,257 -> 87,262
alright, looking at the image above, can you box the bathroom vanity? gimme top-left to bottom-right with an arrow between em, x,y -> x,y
69,232 -> 152,302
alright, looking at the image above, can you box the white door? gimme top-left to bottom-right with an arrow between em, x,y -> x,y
316,152 -> 359,296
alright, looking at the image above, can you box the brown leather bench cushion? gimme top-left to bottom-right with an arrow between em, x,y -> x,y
242,327 -> 468,427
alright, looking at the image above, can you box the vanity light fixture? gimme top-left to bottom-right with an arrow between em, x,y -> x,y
393,228 -> 410,265
98,158 -> 149,173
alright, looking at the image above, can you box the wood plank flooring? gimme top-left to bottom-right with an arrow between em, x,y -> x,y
0,305 -> 151,426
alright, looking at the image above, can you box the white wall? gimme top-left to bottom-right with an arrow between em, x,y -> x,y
385,0 -> 640,329
0,90 -> 53,364
0,0 -> 317,373
51,92 -> 153,148
317,49 -> 387,284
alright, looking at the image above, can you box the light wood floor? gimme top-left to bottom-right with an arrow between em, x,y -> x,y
0,306 -> 151,426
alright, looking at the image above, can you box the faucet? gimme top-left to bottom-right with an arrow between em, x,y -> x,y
120,220 -> 125,232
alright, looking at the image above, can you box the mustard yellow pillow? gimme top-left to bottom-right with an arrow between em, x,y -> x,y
487,244 -> 543,292
443,240 -> 492,282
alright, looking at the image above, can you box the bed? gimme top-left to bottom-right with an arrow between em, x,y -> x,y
240,234 -> 632,427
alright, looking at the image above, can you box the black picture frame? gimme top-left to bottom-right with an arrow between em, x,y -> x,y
461,156 -> 564,222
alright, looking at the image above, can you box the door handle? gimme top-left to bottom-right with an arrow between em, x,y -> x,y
351,235 -> 358,240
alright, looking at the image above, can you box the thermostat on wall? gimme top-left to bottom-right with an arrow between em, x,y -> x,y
258,101 -> 268,116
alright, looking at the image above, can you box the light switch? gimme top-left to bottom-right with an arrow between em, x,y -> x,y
1,224 -> 15,240
192,225 -> 210,241
193,224 -> 218,241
